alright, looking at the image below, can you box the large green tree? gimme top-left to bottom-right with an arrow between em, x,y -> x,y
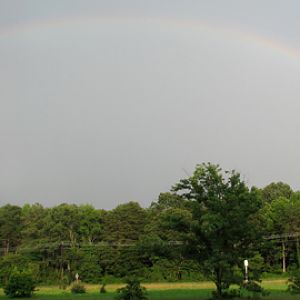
172,163 -> 263,298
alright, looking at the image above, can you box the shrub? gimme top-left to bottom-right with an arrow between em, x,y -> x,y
4,269 -> 36,298
71,282 -> 86,294
288,269 -> 300,294
115,278 -> 148,300
240,280 -> 269,299
100,283 -> 107,293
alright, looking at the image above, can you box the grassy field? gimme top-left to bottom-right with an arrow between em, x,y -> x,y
0,280 -> 299,299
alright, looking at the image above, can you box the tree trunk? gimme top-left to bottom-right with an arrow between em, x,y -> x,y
282,241 -> 286,273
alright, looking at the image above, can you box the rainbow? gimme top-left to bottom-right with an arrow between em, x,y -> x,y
1,14 -> 300,62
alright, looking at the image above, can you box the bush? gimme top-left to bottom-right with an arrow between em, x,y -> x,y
288,269 -> 300,294
4,269 -> 36,298
71,282 -> 86,294
115,278 -> 148,300
100,283 -> 107,293
240,281 -> 269,299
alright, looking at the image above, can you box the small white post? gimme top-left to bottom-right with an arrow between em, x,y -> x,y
244,260 -> 249,283
75,273 -> 79,283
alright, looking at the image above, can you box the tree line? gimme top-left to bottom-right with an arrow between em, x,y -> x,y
0,163 -> 299,297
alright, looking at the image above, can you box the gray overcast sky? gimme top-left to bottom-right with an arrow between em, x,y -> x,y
1,1 -> 300,209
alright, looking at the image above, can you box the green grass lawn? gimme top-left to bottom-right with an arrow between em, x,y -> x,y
0,280 -> 299,300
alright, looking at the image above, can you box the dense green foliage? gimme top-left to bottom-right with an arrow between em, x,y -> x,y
0,163 -> 300,297
3,269 -> 35,298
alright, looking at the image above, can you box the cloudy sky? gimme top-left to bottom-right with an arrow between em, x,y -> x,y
1,1 -> 300,209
